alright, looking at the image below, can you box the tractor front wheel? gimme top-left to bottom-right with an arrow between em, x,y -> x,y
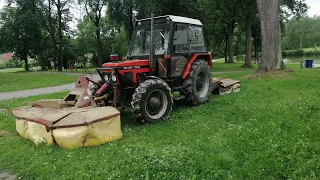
131,79 -> 173,124
182,60 -> 213,105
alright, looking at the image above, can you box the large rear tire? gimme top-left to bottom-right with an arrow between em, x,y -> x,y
182,60 -> 213,105
131,79 -> 173,124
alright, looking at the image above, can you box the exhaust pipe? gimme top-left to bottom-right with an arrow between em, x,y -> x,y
149,13 -> 156,72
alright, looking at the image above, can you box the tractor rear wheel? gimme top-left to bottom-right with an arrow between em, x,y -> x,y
131,79 -> 173,124
182,60 -> 212,105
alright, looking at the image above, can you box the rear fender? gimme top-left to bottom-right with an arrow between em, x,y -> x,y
182,53 -> 213,79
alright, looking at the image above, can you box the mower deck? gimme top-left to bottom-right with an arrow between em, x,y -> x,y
11,105 -> 122,149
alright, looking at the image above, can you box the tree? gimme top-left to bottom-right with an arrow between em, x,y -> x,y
32,0 -> 72,71
282,16 -> 320,50
256,0 -> 282,72
53,0 -> 71,70
108,0 -> 134,39
256,0 -> 307,72
80,0 -> 107,67
240,0 -> 258,68
0,2 -> 43,71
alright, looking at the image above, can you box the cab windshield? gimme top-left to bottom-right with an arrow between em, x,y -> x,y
130,24 -> 171,57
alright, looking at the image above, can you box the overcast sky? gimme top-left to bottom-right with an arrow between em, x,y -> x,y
0,0 -> 319,20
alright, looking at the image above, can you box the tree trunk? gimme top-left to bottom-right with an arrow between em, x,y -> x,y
127,2 -> 134,39
96,26 -> 103,67
277,24 -> 285,70
57,0 -> 63,71
227,22 -> 234,63
40,51 -> 46,71
256,0 -> 283,72
23,53 -> 29,71
254,37 -> 259,64
243,14 -> 252,68
224,39 -> 228,63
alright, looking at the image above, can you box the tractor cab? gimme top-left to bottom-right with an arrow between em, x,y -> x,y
129,15 -> 207,59
126,15 -> 211,79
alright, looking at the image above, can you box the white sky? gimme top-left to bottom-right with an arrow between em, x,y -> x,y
305,0 -> 320,16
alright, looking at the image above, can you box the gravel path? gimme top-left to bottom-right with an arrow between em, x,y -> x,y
0,83 -> 76,100
0,71 -> 251,101
0,73 -> 100,101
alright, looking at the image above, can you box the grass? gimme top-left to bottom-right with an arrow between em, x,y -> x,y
303,47 -> 319,52
1,69 -> 320,179
0,68 -> 24,73
212,62 -> 258,72
0,72 -> 78,92
212,62 -> 301,72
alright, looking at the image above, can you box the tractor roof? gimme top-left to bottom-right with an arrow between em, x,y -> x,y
136,15 -> 203,26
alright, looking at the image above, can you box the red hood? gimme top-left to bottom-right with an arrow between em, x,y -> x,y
102,59 -> 150,68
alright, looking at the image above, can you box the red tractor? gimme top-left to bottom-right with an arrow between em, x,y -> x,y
92,15 -> 213,123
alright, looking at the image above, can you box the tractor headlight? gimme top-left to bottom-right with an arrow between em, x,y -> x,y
104,75 -> 109,81
111,75 -> 117,82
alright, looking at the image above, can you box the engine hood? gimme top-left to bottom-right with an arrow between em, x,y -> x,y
102,59 -> 150,70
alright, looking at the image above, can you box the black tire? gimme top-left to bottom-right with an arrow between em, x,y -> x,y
182,60 -> 213,105
131,79 -> 173,124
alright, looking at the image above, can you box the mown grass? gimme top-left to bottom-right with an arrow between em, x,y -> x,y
213,62 -> 258,72
0,72 -> 78,92
212,62 -> 300,73
0,68 -> 24,73
1,69 -> 320,179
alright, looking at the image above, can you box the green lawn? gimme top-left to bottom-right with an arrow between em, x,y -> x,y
212,62 -> 300,72
1,69 -> 320,179
212,62 -> 258,72
302,47 -> 319,52
0,68 -> 24,73
0,72 -> 78,92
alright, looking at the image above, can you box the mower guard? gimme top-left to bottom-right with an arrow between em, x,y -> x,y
11,76 -> 122,149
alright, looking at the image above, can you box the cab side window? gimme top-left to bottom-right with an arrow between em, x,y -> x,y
173,24 -> 189,53
188,25 -> 206,52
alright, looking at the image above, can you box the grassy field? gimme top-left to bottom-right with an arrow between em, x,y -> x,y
302,47 -> 319,52
1,68 -> 320,179
0,72 -> 78,92
212,61 -> 300,72
213,62 -> 258,72
0,68 -> 24,73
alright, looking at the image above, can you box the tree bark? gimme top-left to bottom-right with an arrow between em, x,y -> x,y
227,22 -> 235,63
243,14 -> 252,68
57,0 -> 63,71
96,26 -> 103,67
224,39 -> 228,63
256,0 -> 283,72
23,53 -> 29,71
254,37 -> 259,64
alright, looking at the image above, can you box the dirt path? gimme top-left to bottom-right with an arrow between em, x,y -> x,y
0,172 -> 16,180
0,71 -> 251,101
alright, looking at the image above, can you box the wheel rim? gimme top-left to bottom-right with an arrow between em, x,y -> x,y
196,70 -> 210,98
145,89 -> 168,120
